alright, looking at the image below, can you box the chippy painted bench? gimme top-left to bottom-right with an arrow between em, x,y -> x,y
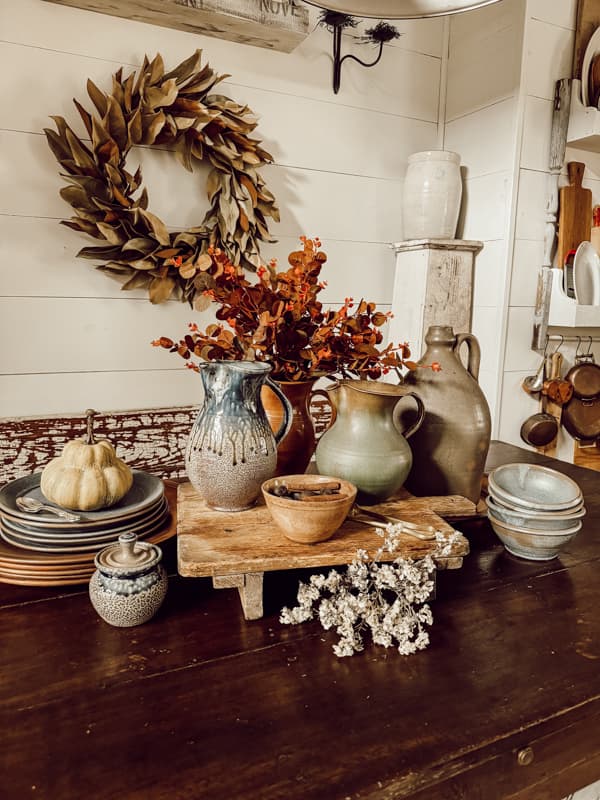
0,400 -> 335,484
0,407 -> 196,484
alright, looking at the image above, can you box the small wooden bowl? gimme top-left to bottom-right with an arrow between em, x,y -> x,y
261,474 -> 357,544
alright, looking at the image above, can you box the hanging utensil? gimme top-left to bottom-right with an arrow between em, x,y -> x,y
522,354 -> 546,395
565,348 -> 600,399
542,350 -> 574,406
520,350 -> 562,448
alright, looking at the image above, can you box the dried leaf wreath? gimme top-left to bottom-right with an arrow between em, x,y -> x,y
44,50 -> 279,305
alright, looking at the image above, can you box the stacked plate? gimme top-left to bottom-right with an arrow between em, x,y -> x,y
0,471 -> 174,586
486,463 -> 585,561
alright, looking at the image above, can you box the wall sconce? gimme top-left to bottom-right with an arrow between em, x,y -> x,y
319,12 -> 401,94
308,1 -> 502,93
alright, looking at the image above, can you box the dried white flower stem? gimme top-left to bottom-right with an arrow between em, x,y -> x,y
280,523 -> 460,658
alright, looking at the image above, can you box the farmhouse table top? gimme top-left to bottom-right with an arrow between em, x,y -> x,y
1,440 -> 599,800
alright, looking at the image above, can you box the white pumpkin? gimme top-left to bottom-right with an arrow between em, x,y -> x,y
40,409 -> 133,511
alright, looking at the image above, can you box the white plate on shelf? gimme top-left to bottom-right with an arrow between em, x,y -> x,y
581,27 -> 600,106
573,241 -> 600,306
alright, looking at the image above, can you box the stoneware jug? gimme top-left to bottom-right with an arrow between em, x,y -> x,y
185,361 -> 293,511
401,325 -> 491,504
89,532 -> 167,627
314,379 -> 425,504
402,150 -> 462,240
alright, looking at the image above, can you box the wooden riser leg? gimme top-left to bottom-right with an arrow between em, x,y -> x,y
213,572 -> 265,620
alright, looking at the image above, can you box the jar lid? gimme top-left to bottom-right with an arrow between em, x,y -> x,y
95,532 -> 162,575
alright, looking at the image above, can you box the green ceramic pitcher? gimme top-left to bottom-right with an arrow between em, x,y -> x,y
314,379 -> 425,504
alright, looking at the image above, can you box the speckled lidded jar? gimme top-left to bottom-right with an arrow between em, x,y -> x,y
89,532 -> 167,627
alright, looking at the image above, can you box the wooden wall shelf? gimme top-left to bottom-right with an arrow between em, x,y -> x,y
40,0 -> 310,53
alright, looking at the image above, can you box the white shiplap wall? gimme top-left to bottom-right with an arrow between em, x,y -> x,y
0,0 -> 444,418
444,0 -> 525,427
443,0 -> 600,473
496,0 -> 600,464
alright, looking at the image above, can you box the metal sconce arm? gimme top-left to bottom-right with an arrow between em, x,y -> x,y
332,26 -> 385,93
321,13 -> 399,94
314,1 -> 503,94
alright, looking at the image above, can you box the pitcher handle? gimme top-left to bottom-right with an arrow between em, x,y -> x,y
310,388 -> 337,428
265,377 -> 293,444
454,332 -> 481,381
393,391 -> 425,440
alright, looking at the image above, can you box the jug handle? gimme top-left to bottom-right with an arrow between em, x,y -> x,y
309,388 -> 337,428
265,378 -> 293,444
454,332 -> 481,381
393,392 -> 425,440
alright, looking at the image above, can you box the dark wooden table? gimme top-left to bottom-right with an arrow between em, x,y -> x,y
2,441 -> 599,800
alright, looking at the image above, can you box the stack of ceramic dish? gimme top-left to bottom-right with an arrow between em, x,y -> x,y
486,463 -> 585,561
0,470 -> 174,586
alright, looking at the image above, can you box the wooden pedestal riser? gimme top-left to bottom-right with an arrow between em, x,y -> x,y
178,482 -> 477,619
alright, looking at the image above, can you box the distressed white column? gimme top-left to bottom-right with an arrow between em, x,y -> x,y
389,239 -> 483,362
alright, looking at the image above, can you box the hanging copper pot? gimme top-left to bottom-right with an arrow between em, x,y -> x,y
564,355 -> 600,399
561,354 -> 600,441
562,397 -> 600,441
520,412 -> 559,448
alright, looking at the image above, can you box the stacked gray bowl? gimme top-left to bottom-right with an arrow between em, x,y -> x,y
486,463 -> 585,561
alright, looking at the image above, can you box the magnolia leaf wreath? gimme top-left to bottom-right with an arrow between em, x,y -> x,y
44,50 -> 279,306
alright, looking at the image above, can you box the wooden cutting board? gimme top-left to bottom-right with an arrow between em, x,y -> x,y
557,162 -> 592,270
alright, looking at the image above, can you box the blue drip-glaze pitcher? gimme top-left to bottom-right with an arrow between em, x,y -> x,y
185,361 -> 292,511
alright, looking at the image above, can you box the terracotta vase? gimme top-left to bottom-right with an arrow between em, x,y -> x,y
314,379 -> 425,504
401,325 -> 491,504
261,379 -> 318,476
185,361 -> 292,511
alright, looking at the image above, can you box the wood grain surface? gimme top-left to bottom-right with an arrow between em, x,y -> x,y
41,0 -> 310,52
573,439 -> 600,471
178,482 -> 473,576
1,442 -> 599,800
557,161 -> 593,271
